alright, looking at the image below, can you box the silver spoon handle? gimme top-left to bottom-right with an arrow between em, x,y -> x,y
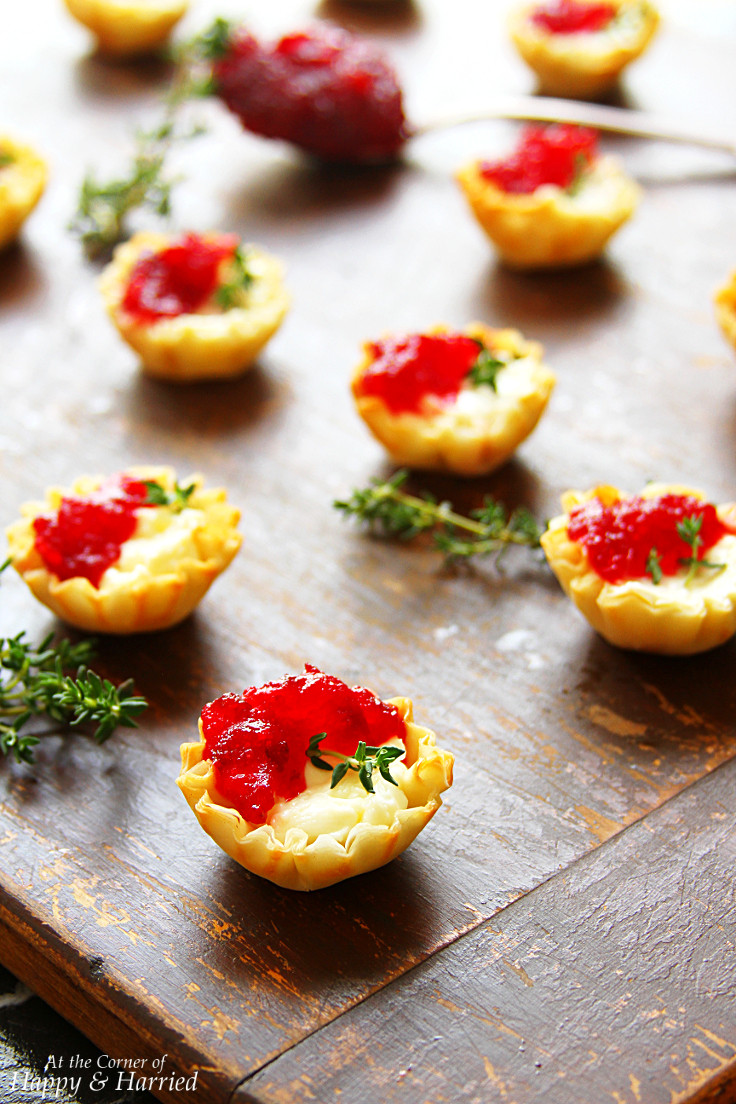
414,96 -> 736,158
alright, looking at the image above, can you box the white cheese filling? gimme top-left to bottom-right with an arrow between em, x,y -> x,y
267,744 -> 409,845
103,506 -> 207,585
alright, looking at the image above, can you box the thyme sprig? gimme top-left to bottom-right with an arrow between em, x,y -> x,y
468,343 -> 507,392
334,470 -> 543,563
677,515 -> 726,585
215,246 -> 253,310
69,21 -> 231,258
143,479 -> 196,511
307,732 -> 403,794
645,547 -> 663,585
0,632 -> 148,764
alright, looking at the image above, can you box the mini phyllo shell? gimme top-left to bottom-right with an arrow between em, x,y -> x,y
351,324 -> 555,476
63,0 -> 188,57
99,231 -> 289,381
715,271 -> 736,354
6,466 -> 241,634
541,484 -> 736,654
509,0 -> 660,99
0,136 -> 47,250
457,124 -> 639,270
178,667 -> 454,891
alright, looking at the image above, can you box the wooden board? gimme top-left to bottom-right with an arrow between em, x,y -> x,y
1,1 -> 736,1102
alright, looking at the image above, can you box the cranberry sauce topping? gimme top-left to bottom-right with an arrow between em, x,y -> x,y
356,333 -> 484,415
480,124 -> 598,195
530,0 -> 616,34
567,493 -> 731,584
212,24 -> 407,163
32,473 -> 156,587
201,665 -> 406,824
122,232 -> 238,324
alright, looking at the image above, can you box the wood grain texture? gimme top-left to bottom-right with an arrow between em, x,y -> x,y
240,755 -> 736,1104
1,1 -> 735,1101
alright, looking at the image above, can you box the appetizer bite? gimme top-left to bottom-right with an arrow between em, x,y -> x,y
99,231 -> 289,381
209,22 -> 408,163
0,136 -> 47,250
541,484 -> 736,654
714,271 -> 736,354
178,665 -> 454,891
509,0 -> 660,98
351,324 -> 555,475
63,0 -> 188,57
456,123 -> 639,269
6,466 -> 241,634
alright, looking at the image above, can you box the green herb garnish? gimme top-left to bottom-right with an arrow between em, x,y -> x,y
0,632 -> 148,765
468,344 -> 507,392
307,732 -> 404,794
143,479 -> 196,511
0,151 -> 14,169
677,514 -> 726,585
69,20 -> 230,258
645,547 -> 663,585
334,469 -> 543,564
215,246 -> 253,310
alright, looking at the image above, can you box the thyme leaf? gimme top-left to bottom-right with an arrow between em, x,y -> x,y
215,246 -> 253,310
645,547 -> 663,585
468,344 -> 507,392
334,470 -> 543,564
143,479 -> 196,511
307,732 -> 403,794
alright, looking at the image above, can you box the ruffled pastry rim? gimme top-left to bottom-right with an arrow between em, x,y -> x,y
351,323 -> 555,475
6,465 -> 242,634
177,696 -> 454,891
62,0 -> 188,56
456,156 -> 640,269
715,271 -> 736,354
541,483 -> 736,654
99,231 -> 290,381
509,0 -> 660,97
0,135 -> 47,250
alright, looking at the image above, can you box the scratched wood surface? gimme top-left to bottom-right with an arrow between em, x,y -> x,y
0,1 -> 735,1102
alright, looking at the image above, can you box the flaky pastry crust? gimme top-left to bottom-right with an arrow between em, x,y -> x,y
63,0 -> 188,56
351,324 -> 555,475
715,271 -> 736,354
509,0 -> 660,98
178,697 -> 454,891
6,466 -> 241,634
456,156 -> 639,269
99,231 -> 290,381
0,136 -> 47,250
541,483 -> 736,654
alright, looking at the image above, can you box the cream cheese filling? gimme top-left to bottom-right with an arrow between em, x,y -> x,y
267,742 -> 409,845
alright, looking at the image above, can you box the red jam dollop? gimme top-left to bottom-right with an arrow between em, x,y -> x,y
122,232 -> 238,324
567,493 -> 731,584
355,332 -> 483,415
480,124 -> 598,195
32,473 -> 156,588
529,0 -> 616,34
201,665 -> 406,825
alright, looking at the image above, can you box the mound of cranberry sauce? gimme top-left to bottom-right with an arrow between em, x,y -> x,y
480,124 -> 599,195
566,493 -> 734,585
200,666 -> 407,825
32,473 -> 158,588
355,332 -> 498,415
122,232 -> 238,324
212,24 -> 408,163
529,0 -> 617,35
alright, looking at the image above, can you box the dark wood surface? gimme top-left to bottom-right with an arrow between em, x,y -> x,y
1,1 -> 735,1102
